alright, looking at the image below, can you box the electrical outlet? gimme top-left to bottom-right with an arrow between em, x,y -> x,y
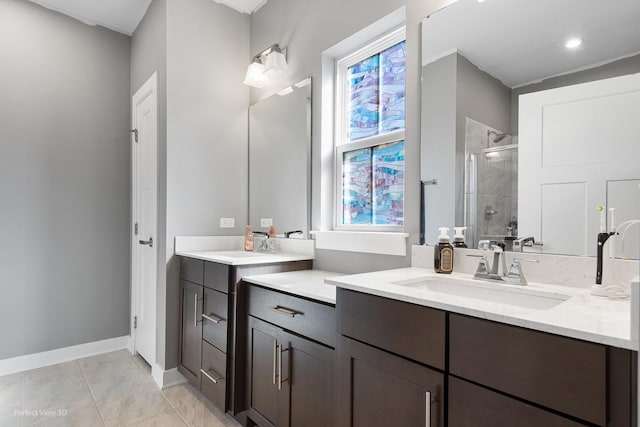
220,218 -> 235,228
260,218 -> 273,227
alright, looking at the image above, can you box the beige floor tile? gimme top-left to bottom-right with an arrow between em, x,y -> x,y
130,412 -> 187,427
161,384 -> 239,427
22,377 -> 93,426
78,350 -> 132,372
31,400 -> 104,427
132,355 -> 152,375
23,362 -> 83,385
96,388 -> 173,427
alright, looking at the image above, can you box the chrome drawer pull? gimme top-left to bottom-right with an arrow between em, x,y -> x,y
269,306 -> 300,318
202,313 -> 224,324
194,293 -> 203,328
425,391 -> 431,427
277,344 -> 289,390
200,368 -> 223,384
273,340 -> 278,385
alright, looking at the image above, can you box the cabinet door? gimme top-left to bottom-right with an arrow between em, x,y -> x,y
247,316 -> 280,427
280,330 -> 334,427
179,280 -> 203,386
337,335 -> 444,427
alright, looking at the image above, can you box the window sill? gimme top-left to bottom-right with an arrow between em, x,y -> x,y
310,230 -> 409,256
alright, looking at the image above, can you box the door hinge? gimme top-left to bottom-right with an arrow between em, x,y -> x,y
134,223 -> 138,235
130,129 -> 138,143
134,316 -> 138,329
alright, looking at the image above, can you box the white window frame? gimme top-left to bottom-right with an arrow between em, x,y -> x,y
334,26 -> 406,232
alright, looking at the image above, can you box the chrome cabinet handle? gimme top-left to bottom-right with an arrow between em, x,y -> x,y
139,237 -> 153,247
425,391 -> 431,427
202,313 -> 223,324
273,340 -> 278,385
277,344 -> 289,390
269,306 -> 300,318
200,368 -> 223,384
194,293 -> 202,328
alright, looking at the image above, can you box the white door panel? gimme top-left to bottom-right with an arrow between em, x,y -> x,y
132,73 -> 158,365
519,73 -> 640,256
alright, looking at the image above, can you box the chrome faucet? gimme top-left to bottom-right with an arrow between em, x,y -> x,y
471,240 -> 538,285
473,241 -> 507,280
253,231 -> 273,252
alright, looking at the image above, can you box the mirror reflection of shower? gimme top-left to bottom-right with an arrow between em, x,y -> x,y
465,118 -> 518,248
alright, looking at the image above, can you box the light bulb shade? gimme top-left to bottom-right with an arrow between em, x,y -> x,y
264,50 -> 288,76
243,60 -> 269,88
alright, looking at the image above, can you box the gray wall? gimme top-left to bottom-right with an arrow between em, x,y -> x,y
0,0 -> 131,359
164,0 -> 250,369
130,0 -> 168,368
249,0 -> 453,273
455,54 -> 512,227
420,52 -> 511,243
421,53 -> 458,245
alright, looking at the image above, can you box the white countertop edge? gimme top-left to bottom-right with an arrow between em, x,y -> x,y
325,269 -> 638,351
242,270 -> 342,305
175,250 -> 314,266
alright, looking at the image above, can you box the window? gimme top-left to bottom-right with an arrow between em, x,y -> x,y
335,28 -> 406,229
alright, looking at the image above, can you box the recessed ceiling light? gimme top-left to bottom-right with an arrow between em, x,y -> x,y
565,37 -> 583,49
477,0 -> 486,3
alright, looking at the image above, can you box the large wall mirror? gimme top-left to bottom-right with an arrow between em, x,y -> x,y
249,78 -> 311,237
421,0 -> 640,258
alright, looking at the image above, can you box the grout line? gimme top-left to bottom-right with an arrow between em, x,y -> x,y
77,356 -> 107,427
159,389 -> 191,427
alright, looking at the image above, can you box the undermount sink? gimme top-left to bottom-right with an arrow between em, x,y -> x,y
213,251 -> 270,258
390,276 -> 570,310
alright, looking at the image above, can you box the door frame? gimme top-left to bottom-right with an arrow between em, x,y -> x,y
130,71 -> 159,362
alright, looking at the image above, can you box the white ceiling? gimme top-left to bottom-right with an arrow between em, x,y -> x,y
26,0 -> 152,35
422,0 -> 640,88
26,0 -> 267,36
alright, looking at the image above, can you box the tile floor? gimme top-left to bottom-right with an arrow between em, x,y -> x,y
0,350 -> 241,427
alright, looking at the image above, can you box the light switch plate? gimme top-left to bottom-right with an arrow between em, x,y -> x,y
260,218 -> 273,227
220,218 -> 235,228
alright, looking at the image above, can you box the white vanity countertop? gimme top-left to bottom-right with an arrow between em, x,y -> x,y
243,270 -> 342,304
326,267 -> 638,351
175,250 -> 314,266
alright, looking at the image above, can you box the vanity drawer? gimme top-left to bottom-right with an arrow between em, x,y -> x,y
204,261 -> 230,293
201,340 -> 226,410
338,289 -> 446,370
180,257 -> 203,285
247,284 -> 336,348
449,376 -> 584,427
449,314 -> 606,426
202,287 -> 228,352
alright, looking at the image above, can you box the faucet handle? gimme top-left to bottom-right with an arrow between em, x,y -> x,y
505,258 -> 539,285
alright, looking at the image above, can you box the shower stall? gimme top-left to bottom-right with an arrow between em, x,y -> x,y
465,119 -> 518,248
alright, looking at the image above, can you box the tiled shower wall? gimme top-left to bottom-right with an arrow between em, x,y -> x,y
465,118 -> 518,247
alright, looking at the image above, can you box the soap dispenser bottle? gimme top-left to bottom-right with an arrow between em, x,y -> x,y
434,227 -> 454,274
244,225 -> 254,251
453,227 -> 468,248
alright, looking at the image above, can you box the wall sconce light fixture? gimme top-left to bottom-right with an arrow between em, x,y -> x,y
243,43 -> 288,88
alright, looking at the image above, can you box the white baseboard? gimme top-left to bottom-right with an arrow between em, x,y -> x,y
0,335 -> 131,377
152,364 -> 187,389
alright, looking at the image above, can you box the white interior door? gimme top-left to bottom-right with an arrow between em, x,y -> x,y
132,72 -> 158,364
519,73 -> 640,256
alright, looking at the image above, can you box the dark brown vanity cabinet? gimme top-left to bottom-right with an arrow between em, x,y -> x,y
177,256 -> 312,415
337,289 -> 445,427
179,278 -> 203,385
245,284 -> 336,427
336,288 -> 637,427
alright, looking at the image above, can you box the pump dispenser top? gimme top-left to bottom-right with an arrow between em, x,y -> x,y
453,227 -> 468,248
438,227 -> 450,242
